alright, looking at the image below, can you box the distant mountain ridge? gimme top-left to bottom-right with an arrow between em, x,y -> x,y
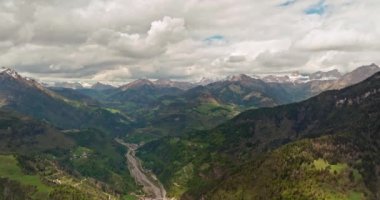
91,82 -> 115,90
262,64 -> 379,85
38,64 -> 380,94
51,81 -> 86,89
262,69 -> 341,83
0,67 -> 131,134
196,74 -> 294,107
154,79 -> 195,90
329,63 -> 380,89
49,64 -> 380,140
2,64 -> 379,139
309,69 -> 342,80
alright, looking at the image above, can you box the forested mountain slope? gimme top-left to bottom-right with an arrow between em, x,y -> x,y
138,72 -> 380,199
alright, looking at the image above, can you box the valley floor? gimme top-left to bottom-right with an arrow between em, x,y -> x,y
116,139 -> 169,200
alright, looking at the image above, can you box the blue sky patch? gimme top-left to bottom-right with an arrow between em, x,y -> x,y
279,0 -> 296,7
204,35 -> 226,45
304,0 -> 327,15
204,35 -> 225,42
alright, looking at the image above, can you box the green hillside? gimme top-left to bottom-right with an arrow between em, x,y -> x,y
137,72 -> 380,199
0,110 -> 139,199
0,71 -> 131,135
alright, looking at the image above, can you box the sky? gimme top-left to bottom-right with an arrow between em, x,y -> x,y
0,0 -> 380,83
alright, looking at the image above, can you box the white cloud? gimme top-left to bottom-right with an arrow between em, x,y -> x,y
294,28 -> 380,51
0,0 -> 379,81
147,16 -> 186,45
89,16 -> 187,59
92,66 -> 132,81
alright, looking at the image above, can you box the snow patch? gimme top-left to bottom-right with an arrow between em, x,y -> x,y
0,67 -> 21,79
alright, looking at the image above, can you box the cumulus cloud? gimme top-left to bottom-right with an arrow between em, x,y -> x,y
92,66 -> 132,81
89,16 -> 187,59
294,28 -> 380,51
227,54 -> 246,63
254,50 -> 310,72
0,0 -> 379,81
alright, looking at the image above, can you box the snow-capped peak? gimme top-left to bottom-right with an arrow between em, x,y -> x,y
0,67 -> 21,79
226,74 -> 252,82
0,67 -> 45,87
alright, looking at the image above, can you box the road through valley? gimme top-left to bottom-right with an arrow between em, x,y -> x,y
116,139 -> 167,200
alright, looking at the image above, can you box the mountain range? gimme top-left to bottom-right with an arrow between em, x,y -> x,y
138,71 -> 380,199
0,64 -> 379,199
1,64 -> 378,141
43,64 -> 380,92
111,64 -> 380,141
